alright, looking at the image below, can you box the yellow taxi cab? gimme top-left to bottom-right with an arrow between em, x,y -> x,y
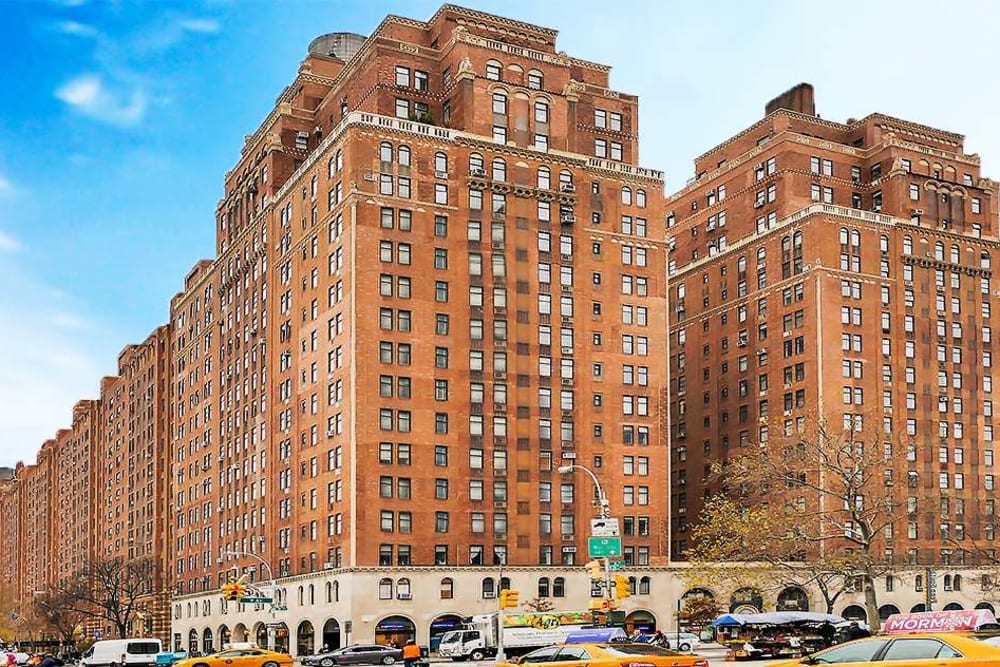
174,648 -> 293,667
499,642 -> 710,667
770,631 -> 1000,667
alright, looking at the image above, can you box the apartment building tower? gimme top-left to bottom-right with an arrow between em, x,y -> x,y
667,85 -> 1000,571
168,3 -> 669,653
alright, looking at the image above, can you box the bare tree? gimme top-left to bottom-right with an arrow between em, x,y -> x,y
686,411 -> 908,631
54,557 -> 156,639
34,587 -> 85,646
521,597 -> 555,613
0,580 -> 18,643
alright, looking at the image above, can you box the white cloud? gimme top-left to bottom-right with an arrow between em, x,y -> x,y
50,312 -> 89,330
55,74 -> 148,127
58,20 -> 99,38
0,231 -> 20,251
179,18 -> 220,34
0,172 -> 12,196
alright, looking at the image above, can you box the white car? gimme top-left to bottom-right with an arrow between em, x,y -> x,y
663,633 -> 702,652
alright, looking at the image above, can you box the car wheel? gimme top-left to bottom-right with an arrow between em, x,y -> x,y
320,660 -> 334,667
381,657 -> 395,666
194,663 -> 211,667
679,644 -> 691,652
469,650 -> 485,662
262,661 -> 279,667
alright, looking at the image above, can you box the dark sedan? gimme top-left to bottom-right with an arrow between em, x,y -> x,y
302,645 -> 403,667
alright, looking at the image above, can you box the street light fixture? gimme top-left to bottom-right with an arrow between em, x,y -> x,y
557,464 -> 611,518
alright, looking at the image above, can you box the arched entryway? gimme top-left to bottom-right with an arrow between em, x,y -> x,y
943,602 -> 964,611
187,629 -> 199,653
375,615 -> 416,646
254,623 -> 268,649
878,604 -> 901,621
202,627 -> 215,654
233,624 -> 248,643
273,622 -> 290,653
776,586 -> 809,612
430,615 -> 463,653
679,588 -> 718,633
219,625 -> 231,647
841,605 -> 867,623
297,621 -> 315,656
322,618 -> 342,652
977,602 -> 996,613
910,603 -> 927,612
625,610 -> 657,634
730,588 -> 763,613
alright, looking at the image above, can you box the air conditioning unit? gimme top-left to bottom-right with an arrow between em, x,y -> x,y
435,171 -> 449,179
491,242 -> 504,249
495,501 -> 507,509
911,209 -> 924,216
470,167 -> 487,177
327,429 -> 336,438
362,172 -> 375,182
559,183 -> 576,193
323,562 -> 335,570
561,378 -> 573,386
397,593 -> 412,600
560,213 -> 576,224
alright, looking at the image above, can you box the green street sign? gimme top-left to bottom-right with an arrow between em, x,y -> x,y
240,597 -> 273,604
607,560 -> 627,572
588,536 -> 622,558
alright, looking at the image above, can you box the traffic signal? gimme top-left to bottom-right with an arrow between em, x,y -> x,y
499,589 -> 520,609
585,559 -> 604,580
613,575 -> 632,600
221,578 -> 248,601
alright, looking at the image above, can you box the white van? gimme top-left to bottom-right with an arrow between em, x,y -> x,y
81,639 -> 162,667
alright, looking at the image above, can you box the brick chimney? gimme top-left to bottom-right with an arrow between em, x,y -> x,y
765,83 -> 816,117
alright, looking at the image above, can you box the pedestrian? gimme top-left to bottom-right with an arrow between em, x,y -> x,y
846,622 -> 870,641
402,641 -> 420,667
320,645 -> 329,654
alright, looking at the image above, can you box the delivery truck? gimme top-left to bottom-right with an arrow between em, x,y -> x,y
437,610 -> 595,660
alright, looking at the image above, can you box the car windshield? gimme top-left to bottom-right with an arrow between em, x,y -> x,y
439,632 -> 461,645
128,643 -> 161,655
599,645 -> 681,656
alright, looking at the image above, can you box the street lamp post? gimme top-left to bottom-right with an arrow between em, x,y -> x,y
557,464 -> 615,612
221,550 -> 277,651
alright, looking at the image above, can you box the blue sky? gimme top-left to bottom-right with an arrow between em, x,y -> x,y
2,0 -> 999,467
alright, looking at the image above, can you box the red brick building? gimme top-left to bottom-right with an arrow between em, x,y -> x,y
668,84 -> 1000,570
168,3 -> 669,651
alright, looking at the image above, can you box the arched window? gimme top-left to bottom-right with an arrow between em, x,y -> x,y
325,582 -> 333,603
297,586 -> 304,606
636,189 -> 647,208
534,101 -> 549,124
308,584 -> 315,605
553,577 -> 566,597
485,60 -> 502,81
482,577 -> 496,598
850,229 -> 860,247
379,142 -> 393,163
880,235 -> 889,253
537,167 -> 551,189
527,69 -> 543,90
492,92 -> 508,115
559,170 -> 573,188
915,574 -> 924,591
492,158 -> 507,182
954,574 -> 963,591
944,574 -> 953,590
332,581 -> 339,602
500,576 -> 511,590
378,578 -> 393,600
638,576 -> 651,595
435,152 -> 448,174
328,156 -> 337,178
839,227 -> 849,245
398,145 -> 411,167
628,576 -> 637,595
756,247 -> 766,264
469,153 -> 485,175
621,187 -> 633,205
950,245 -> 960,263
440,578 -> 454,599
982,251 -> 992,269
903,236 -> 913,255
336,149 -> 343,172
397,578 -> 412,599
538,577 -> 550,597
934,242 -> 945,261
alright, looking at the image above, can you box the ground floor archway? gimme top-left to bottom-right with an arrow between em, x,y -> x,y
625,610 -> 657,634
776,587 -> 809,612
878,604 -> 901,621
429,615 -> 463,653
841,605 -> 867,623
273,623 -> 289,654
233,624 -> 248,643
219,625 -> 231,647
187,629 -> 199,653
254,623 -> 268,649
202,628 -> 215,654
375,615 -> 416,646
297,620 -> 315,656
910,603 -> 927,613
730,588 -> 763,614
977,602 -> 996,613
943,602 -> 964,611
322,618 -> 341,652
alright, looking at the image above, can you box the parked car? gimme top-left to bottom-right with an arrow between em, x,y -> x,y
81,640 -> 162,667
500,643 -> 709,667
173,648 -> 292,667
770,632 -> 1000,667
301,646 -> 403,667
663,633 -> 702,652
